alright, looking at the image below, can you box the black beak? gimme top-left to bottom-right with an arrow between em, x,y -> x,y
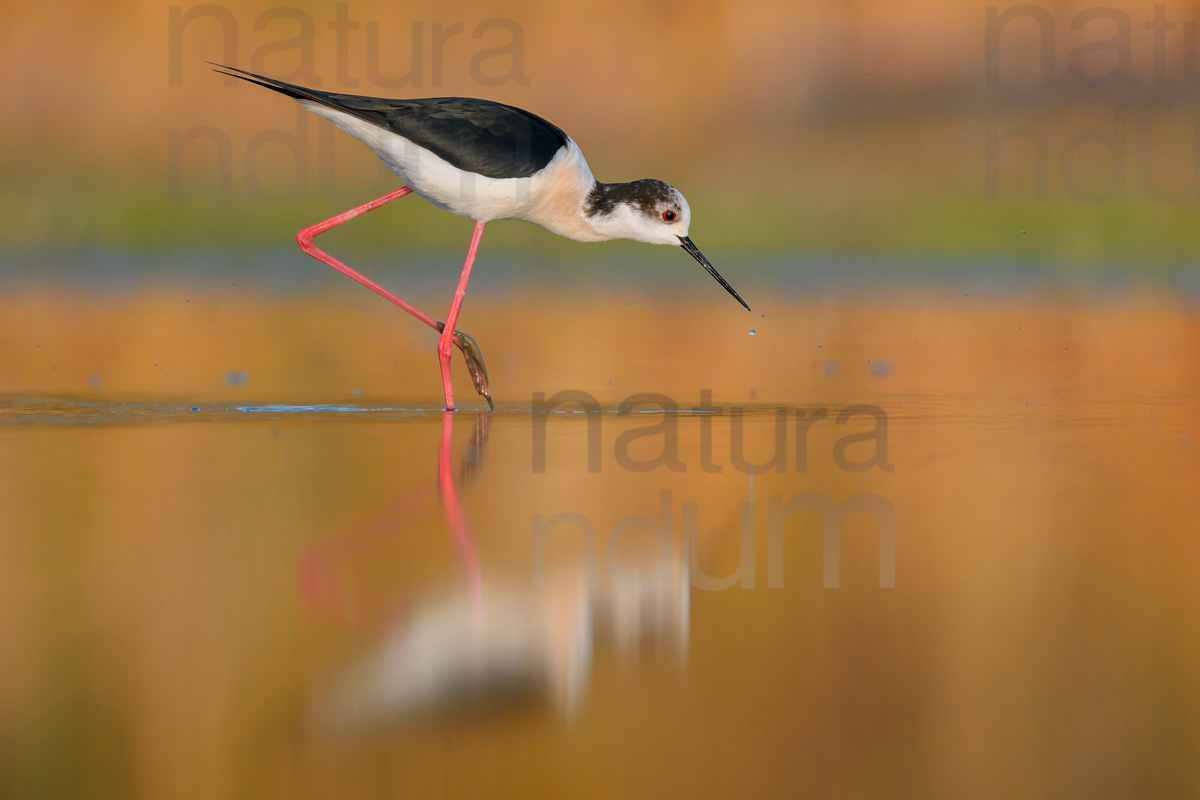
678,236 -> 750,312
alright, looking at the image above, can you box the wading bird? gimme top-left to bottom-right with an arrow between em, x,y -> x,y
213,65 -> 750,410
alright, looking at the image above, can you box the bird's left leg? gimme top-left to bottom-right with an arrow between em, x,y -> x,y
437,221 -> 487,412
436,323 -> 492,410
295,187 -> 492,408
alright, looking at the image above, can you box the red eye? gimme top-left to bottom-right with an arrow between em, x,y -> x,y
663,210 -> 677,222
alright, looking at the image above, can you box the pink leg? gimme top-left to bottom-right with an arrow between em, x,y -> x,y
297,190 -> 489,410
296,187 -> 444,330
438,221 -> 487,411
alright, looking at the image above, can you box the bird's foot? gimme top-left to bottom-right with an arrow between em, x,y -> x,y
436,322 -> 493,410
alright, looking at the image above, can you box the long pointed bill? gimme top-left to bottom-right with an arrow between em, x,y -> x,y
678,236 -> 750,312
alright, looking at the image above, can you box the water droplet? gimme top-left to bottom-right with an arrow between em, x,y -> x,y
749,330 -> 756,336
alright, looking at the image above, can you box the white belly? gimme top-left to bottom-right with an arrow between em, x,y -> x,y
301,101 -> 598,237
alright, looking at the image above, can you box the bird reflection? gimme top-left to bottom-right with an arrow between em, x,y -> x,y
308,410 -> 691,731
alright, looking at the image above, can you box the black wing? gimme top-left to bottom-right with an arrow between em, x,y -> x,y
212,64 -> 570,179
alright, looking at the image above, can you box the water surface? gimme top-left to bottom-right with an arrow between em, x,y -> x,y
1,281 -> 1197,798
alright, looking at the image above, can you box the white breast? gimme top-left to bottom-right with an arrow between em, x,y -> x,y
300,101 -> 602,240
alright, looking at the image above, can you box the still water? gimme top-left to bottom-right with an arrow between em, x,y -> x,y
1,276 -> 1197,798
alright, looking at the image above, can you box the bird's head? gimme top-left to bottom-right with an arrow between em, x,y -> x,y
584,179 -> 750,311
585,179 -> 690,245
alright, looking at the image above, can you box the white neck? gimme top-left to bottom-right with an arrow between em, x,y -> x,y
519,141 -> 614,242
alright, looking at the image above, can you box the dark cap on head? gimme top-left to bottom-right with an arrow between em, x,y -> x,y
585,179 -> 680,219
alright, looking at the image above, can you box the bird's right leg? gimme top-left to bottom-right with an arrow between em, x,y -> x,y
296,187 -> 493,408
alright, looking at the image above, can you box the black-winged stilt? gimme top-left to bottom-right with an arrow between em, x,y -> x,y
212,65 -> 750,411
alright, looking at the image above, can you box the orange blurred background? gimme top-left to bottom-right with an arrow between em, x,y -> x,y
6,0 -> 1200,259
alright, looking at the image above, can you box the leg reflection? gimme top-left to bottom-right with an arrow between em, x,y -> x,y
299,411 -> 490,625
310,412 -> 692,730
439,411 -> 483,617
